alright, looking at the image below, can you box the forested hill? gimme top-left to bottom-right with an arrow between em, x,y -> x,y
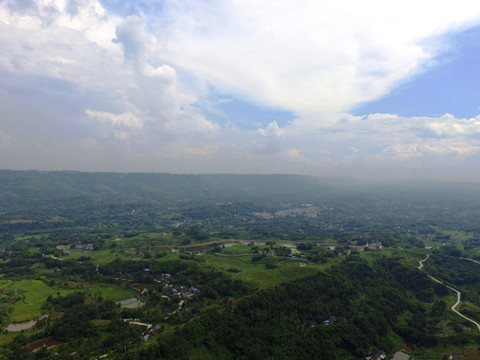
0,170 -> 340,203
3,170 -> 480,203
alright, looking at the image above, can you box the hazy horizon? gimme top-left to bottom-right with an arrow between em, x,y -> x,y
2,168 -> 480,186
1,1 -> 480,181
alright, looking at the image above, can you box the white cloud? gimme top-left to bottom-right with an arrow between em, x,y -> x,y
286,149 -> 313,164
385,139 -> 480,160
250,121 -> 284,155
0,0 -> 122,82
155,0 -> 480,117
427,114 -> 480,136
114,14 -> 160,66
0,1 -> 219,152
2,0 -> 480,180
385,144 -> 424,160
86,110 -> 143,129
257,121 -> 283,138
281,113 -> 480,164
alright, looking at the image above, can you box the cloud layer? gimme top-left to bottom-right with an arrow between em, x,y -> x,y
1,0 -> 480,180
156,0 -> 480,116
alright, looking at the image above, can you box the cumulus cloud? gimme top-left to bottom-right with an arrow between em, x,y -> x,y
251,121 -> 284,155
114,14 -> 160,65
86,110 -> 143,129
257,121 -> 284,138
0,1 -> 219,155
427,114 -> 480,136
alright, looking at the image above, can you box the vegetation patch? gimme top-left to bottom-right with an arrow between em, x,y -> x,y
4,280 -> 74,322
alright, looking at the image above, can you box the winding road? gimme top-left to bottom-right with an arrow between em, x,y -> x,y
419,255 -> 480,331
459,257 -> 480,266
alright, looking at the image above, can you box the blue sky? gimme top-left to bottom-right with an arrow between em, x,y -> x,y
353,25 -> 480,118
1,0 -> 480,180
193,94 -> 297,130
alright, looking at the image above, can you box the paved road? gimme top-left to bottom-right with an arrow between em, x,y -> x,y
165,299 -> 184,320
418,255 -> 480,331
418,254 -> 429,270
445,284 -> 480,331
459,257 -> 480,265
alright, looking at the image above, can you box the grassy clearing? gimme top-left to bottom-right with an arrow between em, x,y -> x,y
4,280 -> 75,322
201,254 -> 319,289
84,285 -> 136,301
221,244 -> 252,255
66,249 -> 120,264
442,230 -> 473,242
67,247 -> 176,264
0,333 -> 16,345
124,233 -> 175,248
200,253 -> 253,271
1,280 -> 136,323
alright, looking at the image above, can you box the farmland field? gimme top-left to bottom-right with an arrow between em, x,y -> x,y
1,280 -> 74,322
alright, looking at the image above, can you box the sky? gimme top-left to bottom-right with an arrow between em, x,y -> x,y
1,0 -> 480,181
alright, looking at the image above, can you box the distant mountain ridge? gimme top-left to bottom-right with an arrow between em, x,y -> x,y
2,170 -> 480,203
0,170 -> 342,203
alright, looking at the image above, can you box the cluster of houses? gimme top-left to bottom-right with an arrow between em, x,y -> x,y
73,242 -> 94,250
148,272 -> 201,300
115,271 -> 201,344
170,285 -> 200,299
141,323 -> 161,341
256,249 -> 270,255
53,242 -> 94,252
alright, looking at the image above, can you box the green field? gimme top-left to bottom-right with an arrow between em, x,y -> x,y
1,280 -> 75,322
66,249 -> 124,264
83,285 -> 136,302
0,280 -> 136,323
201,252 -> 320,289
221,244 -> 252,255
